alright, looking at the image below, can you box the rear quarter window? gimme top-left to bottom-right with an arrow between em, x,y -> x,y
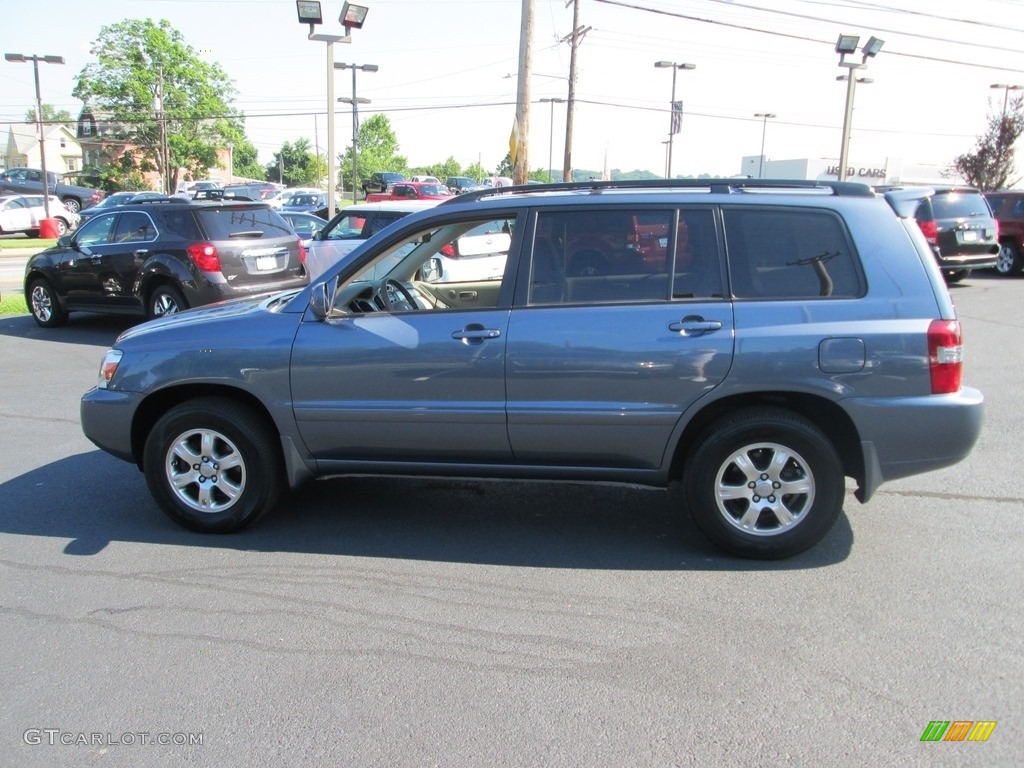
724,207 -> 864,299
196,206 -> 294,240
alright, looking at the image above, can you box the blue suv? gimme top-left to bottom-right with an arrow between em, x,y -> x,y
80,179 -> 983,559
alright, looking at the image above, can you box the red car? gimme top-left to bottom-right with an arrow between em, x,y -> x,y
365,181 -> 453,203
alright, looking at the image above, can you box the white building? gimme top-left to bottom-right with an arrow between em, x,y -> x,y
4,124 -> 83,174
739,155 -> 960,186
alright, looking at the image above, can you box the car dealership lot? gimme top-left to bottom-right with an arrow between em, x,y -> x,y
0,274 -> 1020,766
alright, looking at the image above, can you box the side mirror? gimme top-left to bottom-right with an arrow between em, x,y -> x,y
58,233 -> 73,247
420,257 -> 442,283
311,230 -> 323,241
308,277 -> 338,320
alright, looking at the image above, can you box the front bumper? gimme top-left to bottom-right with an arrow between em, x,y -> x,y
81,388 -> 145,465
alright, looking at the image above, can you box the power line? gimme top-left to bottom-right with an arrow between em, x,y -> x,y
592,0 -> 1024,74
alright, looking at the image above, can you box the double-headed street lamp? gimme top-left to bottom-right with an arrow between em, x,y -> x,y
835,33 -> 884,182
754,112 -> 776,178
654,61 -> 696,179
5,52 -> 65,219
539,97 -> 565,182
296,1 -> 369,219
337,62 -> 377,203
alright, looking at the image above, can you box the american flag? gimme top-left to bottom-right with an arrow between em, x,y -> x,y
671,101 -> 684,135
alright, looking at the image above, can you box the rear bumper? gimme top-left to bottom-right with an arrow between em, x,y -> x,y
844,387 -> 984,502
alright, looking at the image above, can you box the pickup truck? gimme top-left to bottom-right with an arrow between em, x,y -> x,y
0,167 -> 104,213
360,171 -> 405,196
365,181 -> 453,203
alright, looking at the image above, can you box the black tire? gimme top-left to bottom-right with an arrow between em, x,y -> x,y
61,197 -> 81,214
27,278 -> 68,328
27,229 -> 40,239
996,242 -> 1023,276
147,284 -> 188,320
944,269 -> 970,283
682,407 -> 844,559
143,398 -> 283,533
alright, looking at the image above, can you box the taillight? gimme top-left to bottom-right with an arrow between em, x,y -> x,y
917,218 -> 938,245
440,243 -> 456,258
928,319 -> 963,394
187,241 -> 221,272
297,238 -> 307,264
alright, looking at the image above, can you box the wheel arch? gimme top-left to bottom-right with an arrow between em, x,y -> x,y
670,391 -> 864,489
24,269 -> 61,303
130,385 -> 283,472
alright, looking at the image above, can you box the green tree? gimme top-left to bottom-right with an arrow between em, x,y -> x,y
73,18 -> 252,194
496,152 -> 513,177
227,137 -> 264,182
463,161 -> 486,182
340,113 -> 407,190
26,104 -> 74,125
953,94 -> 1024,191
269,138 -> 325,187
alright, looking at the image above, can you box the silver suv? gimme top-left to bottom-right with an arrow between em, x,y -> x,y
81,179 -> 983,559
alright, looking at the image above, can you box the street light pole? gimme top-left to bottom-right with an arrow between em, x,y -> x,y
539,97 -> 565,182
654,61 -> 695,179
298,1 -> 370,219
336,62 -> 377,203
754,112 -> 776,178
835,34 -> 884,182
5,52 -> 65,219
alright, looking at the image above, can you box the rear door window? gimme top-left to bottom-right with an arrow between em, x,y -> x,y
113,211 -> 158,243
527,207 -> 721,305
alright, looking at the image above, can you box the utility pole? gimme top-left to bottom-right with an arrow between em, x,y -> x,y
561,0 -> 590,182
156,66 -> 170,195
513,0 -> 533,185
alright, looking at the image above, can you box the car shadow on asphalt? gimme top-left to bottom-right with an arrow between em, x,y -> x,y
0,313 -> 135,346
0,450 -> 854,571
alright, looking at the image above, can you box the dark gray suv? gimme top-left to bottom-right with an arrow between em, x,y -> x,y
80,179 -> 983,559
25,198 -> 308,326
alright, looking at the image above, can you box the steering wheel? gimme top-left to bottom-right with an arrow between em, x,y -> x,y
380,278 -> 418,311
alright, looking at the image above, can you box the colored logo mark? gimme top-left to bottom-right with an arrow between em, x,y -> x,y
920,720 -> 997,742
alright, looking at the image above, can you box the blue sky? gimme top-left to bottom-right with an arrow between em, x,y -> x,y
2,0 -> 1022,180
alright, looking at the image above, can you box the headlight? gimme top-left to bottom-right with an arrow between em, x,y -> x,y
97,349 -> 123,389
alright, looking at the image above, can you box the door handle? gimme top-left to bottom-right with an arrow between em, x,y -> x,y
133,249 -> 149,257
669,315 -> 723,336
451,325 -> 501,343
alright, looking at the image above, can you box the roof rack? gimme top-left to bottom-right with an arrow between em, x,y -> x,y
135,197 -> 179,206
445,177 -> 875,205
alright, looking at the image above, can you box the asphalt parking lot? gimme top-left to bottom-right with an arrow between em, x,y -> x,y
1,273 -> 1020,767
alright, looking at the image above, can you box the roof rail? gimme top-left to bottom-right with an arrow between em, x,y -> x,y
444,177 -> 875,205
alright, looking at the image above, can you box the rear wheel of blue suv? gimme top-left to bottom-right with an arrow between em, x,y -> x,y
81,179 -> 984,559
